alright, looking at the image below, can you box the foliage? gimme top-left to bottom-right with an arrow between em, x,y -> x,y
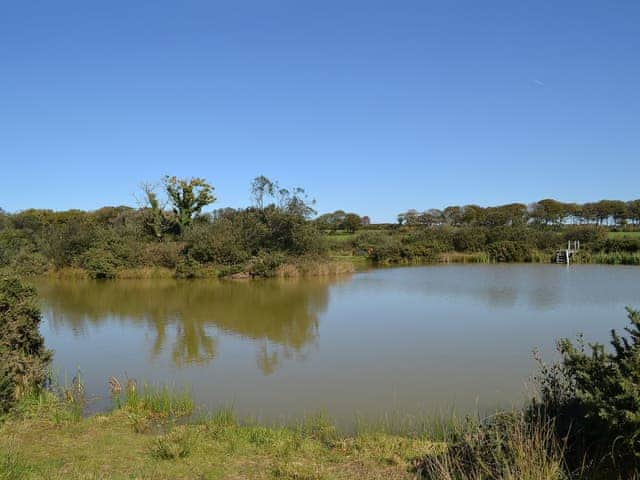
248,251 -> 286,278
416,412 -> 567,480
533,308 -> 640,475
80,248 -> 118,279
0,276 -> 52,413
150,425 -> 196,459
487,241 -> 531,262
163,176 -> 216,233
1,187 -> 639,278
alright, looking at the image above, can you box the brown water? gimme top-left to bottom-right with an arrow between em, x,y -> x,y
37,264 -> 640,424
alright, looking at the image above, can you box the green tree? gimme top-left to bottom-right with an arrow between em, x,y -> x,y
628,199 -> 640,225
164,176 -> 216,233
342,213 -> 362,233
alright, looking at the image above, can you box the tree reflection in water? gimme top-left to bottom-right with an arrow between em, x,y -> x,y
36,277 -> 343,373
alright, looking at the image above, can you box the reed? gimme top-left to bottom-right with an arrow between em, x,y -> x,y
415,411 -> 569,480
109,377 -> 194,418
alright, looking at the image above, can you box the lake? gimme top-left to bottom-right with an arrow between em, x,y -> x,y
36,264 -> 640,425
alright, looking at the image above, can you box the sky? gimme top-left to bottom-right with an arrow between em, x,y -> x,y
1,1 -> 639,222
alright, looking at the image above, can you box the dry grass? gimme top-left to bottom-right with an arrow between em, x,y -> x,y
115,267 -> 175,279
275,260 -> 355,278
416,413 -> 568,480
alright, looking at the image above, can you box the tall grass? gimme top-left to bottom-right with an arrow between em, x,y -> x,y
416,412 -> 569,480
108,377 -> 193,418
0,447 -> 34,480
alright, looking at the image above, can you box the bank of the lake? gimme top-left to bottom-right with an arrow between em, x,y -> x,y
0,398 -> 445,480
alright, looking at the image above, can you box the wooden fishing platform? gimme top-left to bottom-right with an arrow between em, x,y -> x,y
555,240 -> 580,264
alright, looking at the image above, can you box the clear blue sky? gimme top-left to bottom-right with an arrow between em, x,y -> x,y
2,1 -> 639,222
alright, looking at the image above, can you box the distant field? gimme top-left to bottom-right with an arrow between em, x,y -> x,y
608,231 -> 640,239
325,232 -> 358,242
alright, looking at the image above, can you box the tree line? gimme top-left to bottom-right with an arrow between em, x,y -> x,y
398,198 -> 640,227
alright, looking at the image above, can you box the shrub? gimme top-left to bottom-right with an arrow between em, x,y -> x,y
150,426 -> 196,459
595,237 -> 640,253
0,275 -> 52,413
184,220 -> 248,265
487,241 -> 530,262
354,231 -> 403,263
453,227 -> 488,252
0,229 -> 33,268
532,230 -> 562,250
140,241 -> 182,269
562,225 -> 608,245
248,252 -> 286,277
80,248 -> 117,279
9,250 -> 50,276
174,255 -> 200,279
534,308 -> 640,475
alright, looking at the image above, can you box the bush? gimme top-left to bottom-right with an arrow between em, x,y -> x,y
80,248 -> 117,279
595,237 -> 640,253
531,230 -> 562,250
248,252 -> 286,277
534,308 -> 640,475
9,250 -> 50,276
184,220 -> 248,265
453,227 -> 488,252
174,255 -> 200,279
150,426 -> 196,460
140,241 -> 182,269
0,275 -> 52,413
562,225 -> 608,245
487,241 -> 531,262
356,232 -> 403,263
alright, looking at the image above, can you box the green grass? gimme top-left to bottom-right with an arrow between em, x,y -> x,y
608,231 -> 640,239
0,400 -> 444,480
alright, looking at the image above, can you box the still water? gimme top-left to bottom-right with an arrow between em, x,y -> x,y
37,265 -> 640,423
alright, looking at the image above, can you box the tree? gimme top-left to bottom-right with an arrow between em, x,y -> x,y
342,213 -> 362,233
531,199 -> 568,225
461,205 -> 486,226
164,176 -> 216,233
138,183 -> 172,240
251,175 -> 276,209
628,199 -> 640,225
443,206 -> 463,226
0,275 -> 52,412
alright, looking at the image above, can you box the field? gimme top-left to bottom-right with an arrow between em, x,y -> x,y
608,231 -> 640,239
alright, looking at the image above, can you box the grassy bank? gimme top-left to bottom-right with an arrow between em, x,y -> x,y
0,389 -> 445,480
41,258 -> 356,280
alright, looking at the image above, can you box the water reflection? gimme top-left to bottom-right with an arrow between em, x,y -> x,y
361,265 -> 640,310
37,278 -> 337,371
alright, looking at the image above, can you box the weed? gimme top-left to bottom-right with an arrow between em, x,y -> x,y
149,425 -> 196,460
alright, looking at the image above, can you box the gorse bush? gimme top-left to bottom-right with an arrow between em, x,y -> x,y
533,307 -> 640,476
487,241 -> 531,262
0,275 -> 52,413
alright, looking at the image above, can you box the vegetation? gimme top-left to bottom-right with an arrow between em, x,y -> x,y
1,272 -> 639,479
0,175 -> 353,280
531,307 -> 640,476
1,185 -> 640,279
0,275 -> 51,413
